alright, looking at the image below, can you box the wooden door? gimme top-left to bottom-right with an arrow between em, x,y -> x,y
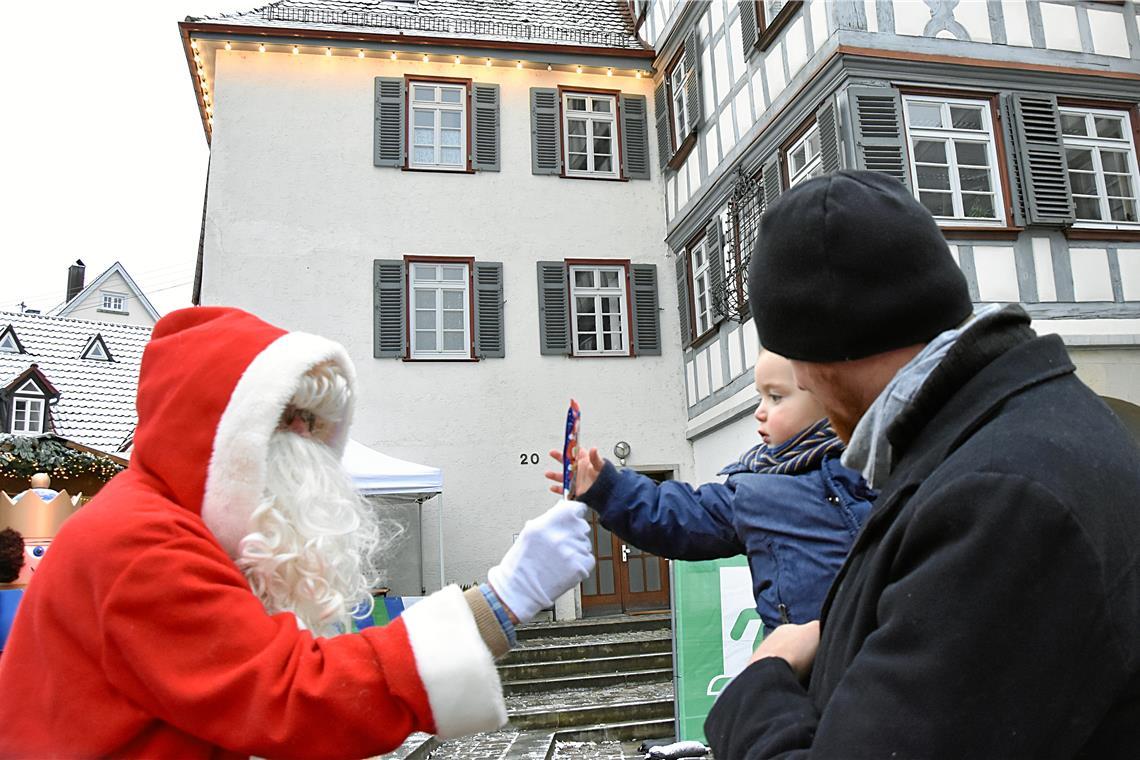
581,469 -> 673,616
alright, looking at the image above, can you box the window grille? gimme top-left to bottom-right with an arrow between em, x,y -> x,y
715,166 -> 764,322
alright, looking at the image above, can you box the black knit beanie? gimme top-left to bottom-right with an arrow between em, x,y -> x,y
749,170 -> 972,362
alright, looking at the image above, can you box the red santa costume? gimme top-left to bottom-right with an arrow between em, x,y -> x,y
0,307 -> 509,758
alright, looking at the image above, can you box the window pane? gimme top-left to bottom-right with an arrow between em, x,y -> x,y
569,153 -> 588,171
919,191 -> 955,216
442,311 -> 463,329
602,314 -> 616,332
693,246 -> 704,268
567,97 -> 587,111
441,111 -> 461,128
599,558 -> 614,594
604,293 -> 622,311
955,141 -> 988,166
912,139 -> 947,163
569,136 -> 587,153
578,333 -> 598,351
808,130 -> 821,157
603,333 -> 616,352
1095,116 -> 1125,140
443,331 -> 464,350
600,271 -> 620,288
1060,113 -> 1087,136
442,267 -> 465,280
595,122 -> 612,138
414,109 -> 434,127
413,147 -> 435,163
1069,171 -> 1099,195
609,332 -> 624,351
578,315 -> 596,333
962,193 -> 995,218
949,106 -> 983,130
576,295 -> 595,313
1105,173 -> 1134,198
908,102 -> 943,128
413,86 -> 434,101
1075,196 -> 1103,220
568,121 -> 587,138
441,129 -> 461,147
959,167 -> 992,192
415,330 -> 436,350
917,165 -> 951,190
1101,150 -> 1131,174
442,290 -> 464,308
1110,198 -> 1138,223
414,128 -> 435,146
596,155 -> 613,173
441,147 -> 462,164
575,271 -> 595,288
441,88 -> 462,103
1066,148 -> 1095,172
415,289 -> 436,307
592,99 -> 612,113
415,311 -> 435,329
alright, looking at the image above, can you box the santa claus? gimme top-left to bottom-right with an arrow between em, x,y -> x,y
0,307 -> 594,758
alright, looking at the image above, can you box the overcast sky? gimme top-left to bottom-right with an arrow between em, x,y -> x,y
0,1 -> 250,317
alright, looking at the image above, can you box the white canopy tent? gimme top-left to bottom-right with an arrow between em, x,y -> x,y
342,440 -> 444,593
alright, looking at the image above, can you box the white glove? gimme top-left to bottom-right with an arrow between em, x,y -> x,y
487,499 -> 595,624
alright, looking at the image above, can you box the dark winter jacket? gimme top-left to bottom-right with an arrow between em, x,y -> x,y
581,456 -> 873,631
706,306 -> 1140,759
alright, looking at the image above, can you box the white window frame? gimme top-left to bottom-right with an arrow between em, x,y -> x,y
101,292 -> 127,312
1060,106 -> 1140,230
903,95 -> 1006,227
11,395 -> 45,435
408,261 -> 471,359
787,123 -> 823,188
688,240 -> 714,337
669,59 -> 691,149
569,264 -> 630,357
0,330 -> 19,354
408,81 -> 468,171
562,92 -> 620,179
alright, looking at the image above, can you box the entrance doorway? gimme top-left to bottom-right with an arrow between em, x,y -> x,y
581,468 -> 673,616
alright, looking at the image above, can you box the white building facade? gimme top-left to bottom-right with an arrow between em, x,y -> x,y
182,2 -> 689,612
640,0 -> 1140,482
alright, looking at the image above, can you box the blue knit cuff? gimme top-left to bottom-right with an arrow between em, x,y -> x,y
480,582 -> 517,647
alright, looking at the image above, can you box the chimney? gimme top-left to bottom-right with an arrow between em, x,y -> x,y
66,259 -> 86,303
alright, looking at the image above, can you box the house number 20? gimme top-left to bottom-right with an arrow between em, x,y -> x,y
519,453 -> 540,465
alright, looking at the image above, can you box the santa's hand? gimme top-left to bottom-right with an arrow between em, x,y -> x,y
487,500 -> 595,624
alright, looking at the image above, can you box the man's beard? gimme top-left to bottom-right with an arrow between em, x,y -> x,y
236,430 -> 400,636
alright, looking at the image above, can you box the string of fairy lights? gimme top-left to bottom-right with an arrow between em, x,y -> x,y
189,38 -> 651,133
0,437 -> 124,484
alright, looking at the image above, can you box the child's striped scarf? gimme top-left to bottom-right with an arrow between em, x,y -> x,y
719,418 -> 844,477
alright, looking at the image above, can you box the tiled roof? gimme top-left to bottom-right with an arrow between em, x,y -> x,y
186,0 -> 645,51
0,312 -> 150,454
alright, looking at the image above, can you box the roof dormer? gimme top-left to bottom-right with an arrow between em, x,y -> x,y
2,365 -> 60,436
0,325 -> 25,354
80,333 -> 114,362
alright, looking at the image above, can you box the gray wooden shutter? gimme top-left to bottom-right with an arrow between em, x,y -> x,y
654,79 -> 672,169
675,252 -> 692,348
621,94 -> 651,180
1002,92 -> 1076,226
846,84 -> 911,188
537,261 -> 570,355
471,83 -> 500,172
374,77 -> 405,168
705,218 -> 726,322
473,261 -> 505,358
740,1 -> 761,53
373,259 -> 406,358
762,153 -> 783,210
684,29 -> 702,133
816,96 -> 842,174
630,264 -> 661,356
531,88 -> 561,175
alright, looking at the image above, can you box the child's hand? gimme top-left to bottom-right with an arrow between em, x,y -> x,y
544,446 -> 605,498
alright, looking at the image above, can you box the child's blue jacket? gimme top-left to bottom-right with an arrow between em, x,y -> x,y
579,457 -> 874,630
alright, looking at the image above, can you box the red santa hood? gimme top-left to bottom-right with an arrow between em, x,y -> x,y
131,307 -> 355,557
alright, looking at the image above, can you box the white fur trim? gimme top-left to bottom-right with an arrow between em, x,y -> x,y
401,585 -> 508,739
202,332 -> 356,557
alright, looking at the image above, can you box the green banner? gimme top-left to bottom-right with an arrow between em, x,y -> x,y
672,557 -> 764,743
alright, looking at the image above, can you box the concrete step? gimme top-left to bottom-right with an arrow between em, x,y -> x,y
501,633 -> 671,665
553,718 -> 675,743
516,613 -> 670,642
498,652 -> 673,681
509,698 -> 674,731
503,668 -> 672,695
